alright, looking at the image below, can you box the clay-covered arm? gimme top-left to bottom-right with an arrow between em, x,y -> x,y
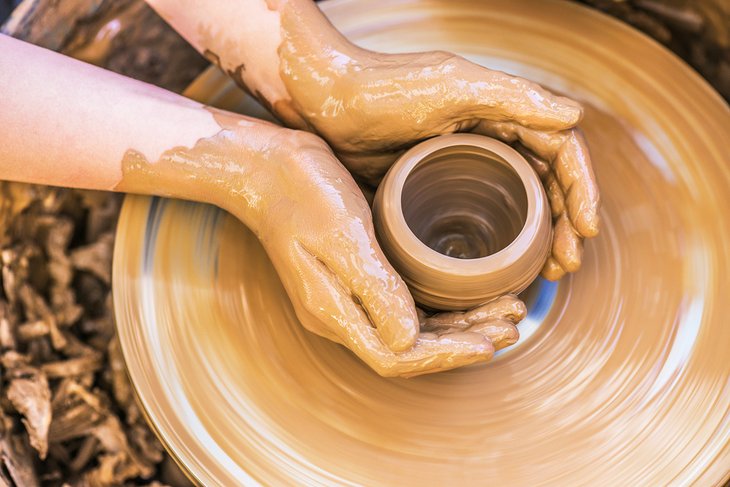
0,34 -> 221,195
0,34 -> 277,233
143,0 -> 582,135
0,35 -> 524,377
143,0 -> 331,129
144,0 -> 600,280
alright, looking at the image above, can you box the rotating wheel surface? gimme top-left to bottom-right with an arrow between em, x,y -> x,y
113,1 -> 730,484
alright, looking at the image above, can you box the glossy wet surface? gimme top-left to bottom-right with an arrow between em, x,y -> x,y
113,0 -> 730,484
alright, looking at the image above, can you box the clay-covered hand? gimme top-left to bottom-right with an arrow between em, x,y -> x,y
276,44 -> 600,279
228,129 -> 525,377
144,0 -> 598,278
475,122 -> 599,280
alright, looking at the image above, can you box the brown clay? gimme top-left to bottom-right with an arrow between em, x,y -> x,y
146,0 -> 598,278
373,134 -> 551,310
114,108 -> 525,377
112,1 -> 730,485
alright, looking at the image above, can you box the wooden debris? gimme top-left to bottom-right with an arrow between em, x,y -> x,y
6,364 -> 51,459
0,0 -> 207,482
70,233 -> 114,285
0,0 -> 725,485
0,180 -> 185,485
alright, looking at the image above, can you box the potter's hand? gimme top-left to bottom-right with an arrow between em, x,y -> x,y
278,48 -> 600,280
232,129 -> 524,377
145,0 -> 600,278
475,123 -> 599,280
283,49 -> 599,280
274,47 -> 600,280
389,295 -> 525,378
0,33 -> 525,378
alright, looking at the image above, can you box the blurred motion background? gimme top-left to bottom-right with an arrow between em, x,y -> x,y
0,0 -> 727,486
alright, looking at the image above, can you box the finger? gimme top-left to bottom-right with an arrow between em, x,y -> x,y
463,294 -> 527,324
321,224 -> 419,352
469,319 -> 519,350
354,272 -> 419,352
555,130 -> 600,237
292,243 -> 414,372
518,146 -> 551,178
505,127 -> 598,237
292,244 -> 493,378
288,242 -> 370,345
394,332 -> 495,378
341,316 -> 494,378
420,311 -> 470,332
473,119 -> 563,154
419,294 -> 526,334
541,256 -> 566,281
545,173 -> 565,218
457,59 -> 583,130
475,123 -> 599,238
552,213 -> 583,273
517,147 -> 564,218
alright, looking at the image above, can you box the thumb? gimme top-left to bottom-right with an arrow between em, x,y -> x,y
321,222 -> 420,352
349,254 -> 420,353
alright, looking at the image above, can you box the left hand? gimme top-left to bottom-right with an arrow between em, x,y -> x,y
276,47 -> 600,280
211,123 -> 525,377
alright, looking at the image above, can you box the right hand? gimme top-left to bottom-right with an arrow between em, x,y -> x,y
270,43 -> 600,281
220,126 -> 525,377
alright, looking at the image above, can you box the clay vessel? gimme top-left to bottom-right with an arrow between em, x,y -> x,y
372,133 -> 551,310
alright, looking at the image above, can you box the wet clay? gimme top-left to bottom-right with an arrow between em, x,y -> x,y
273,0 -> 585,180
115,109 -> 286,234
373,134 -> 552,310
114,108 -> 524,377
113,0 -> 730,485
146,0 -> 599,279
275,0 -> 599,282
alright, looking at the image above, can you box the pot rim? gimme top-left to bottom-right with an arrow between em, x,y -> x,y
375,133 -> 548,279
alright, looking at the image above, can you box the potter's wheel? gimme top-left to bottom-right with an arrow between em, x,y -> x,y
112,0 -> 730,484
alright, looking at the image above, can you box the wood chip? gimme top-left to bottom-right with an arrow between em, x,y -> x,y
70,233 -> 114,285
41,354 -> 103,379
0,1 -> 207,483
6,367 -> 52,459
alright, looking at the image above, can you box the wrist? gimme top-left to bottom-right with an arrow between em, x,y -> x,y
213,123 -> 317,238
265,1 -> 366,130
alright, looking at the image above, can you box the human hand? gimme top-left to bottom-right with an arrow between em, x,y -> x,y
276,46 -> 599,279
220,127 -> 525,377
474,122 -> 599,280
143,0 -> 598,278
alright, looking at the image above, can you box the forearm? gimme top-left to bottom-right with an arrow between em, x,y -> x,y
0,34 -> 220,192
0,35 -> 322,235
144,0 -> 360,129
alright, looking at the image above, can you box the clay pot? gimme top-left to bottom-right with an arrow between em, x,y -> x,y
372,134 -> 551,310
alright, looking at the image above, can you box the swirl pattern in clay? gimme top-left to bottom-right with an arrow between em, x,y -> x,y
113,0 -> 730,485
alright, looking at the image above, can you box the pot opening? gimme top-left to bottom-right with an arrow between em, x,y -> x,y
401,144 -> 528,259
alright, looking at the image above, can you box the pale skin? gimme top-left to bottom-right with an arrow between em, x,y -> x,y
0,0 -> 598,377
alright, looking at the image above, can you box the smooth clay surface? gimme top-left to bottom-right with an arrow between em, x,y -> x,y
113,0 -> 730,485
373,134 -> 552,310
